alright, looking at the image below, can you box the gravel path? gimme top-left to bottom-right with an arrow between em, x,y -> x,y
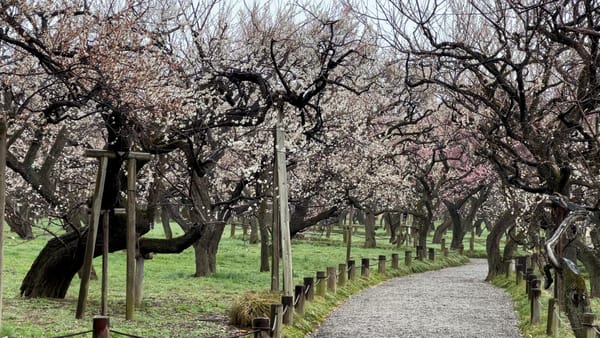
309,259 -> 523,338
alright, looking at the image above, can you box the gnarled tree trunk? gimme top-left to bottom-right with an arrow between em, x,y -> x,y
485,210 -> 516,281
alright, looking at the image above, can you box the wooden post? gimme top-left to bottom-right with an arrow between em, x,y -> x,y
348,260 -> 356,281
270,303 -> 282,338
428,248 -> 435,261
327,267 -> 337,294
230,223 -> 236,238
271,172 -> 280,292
361,258 -> 370,278
391,253 -> 399,269
459,244 -> 464,255
443,248 -> 449,257
93,316 -> 110,338
316,271 -> 326,297
0,111 -> 7,330
76,155 -> 108,319
101,211 -> 109,316
275,108 -> 293,298
405,251 -> 412,268
252,317 -> 270,338
281,295 -> 293,325
126,158 -> 137,320
546,298 -> 559,336
134,253 -> 145,308
440,238 -> 446,251
378,255 -> 386,274
516,270 -> 523,286
303,277 -> 314,302
531,287 -> 541,324
583,313 -> 596,338
294,285 -> 305,316
338,264 -> 347,287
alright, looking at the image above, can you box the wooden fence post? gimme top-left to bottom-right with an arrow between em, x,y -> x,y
294,285 -> 305,317
361,258 -> 370,278
546,298 -> 559,336
531,287 -> 541,324
252,317 -> 270,338
270,303 -> 282,338
338,264 -> 347,287
441,238 -> 446,251
378,255 -> 386,274
443,248 -> 449,257
348,260 -> 356,281
428,248 -> 435,261
281,295 -> 293,325
92,316 -> 110,338
583,313 -> 596,338
391,253 -> 399,269
459,244 -> 464,255
405,251 -> 412,268
327,267 -> 337,294
316,271 -> 326,297
303,277 -> 314,302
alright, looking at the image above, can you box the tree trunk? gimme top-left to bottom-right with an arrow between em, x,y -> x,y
432,215 -> 451,244
160,207 -> 173,240
364,211 -> 376,248
5,197 -> 34,239
257,199 -> 270,272
193,222 -> 226,276
485,210 -> 516,281
249,216 -> 259,244
575,240 -> 600,298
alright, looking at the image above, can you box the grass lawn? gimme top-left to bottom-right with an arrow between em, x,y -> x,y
0,223 -> 470,337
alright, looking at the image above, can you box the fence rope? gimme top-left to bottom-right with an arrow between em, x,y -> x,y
304,284 -> 311,295
282,305 -> 289,316
111,329 -> 144,338
229,329 -> 260,338
51,330 -> 94,338
294,296 -> 300,306
271,315 -> 278,332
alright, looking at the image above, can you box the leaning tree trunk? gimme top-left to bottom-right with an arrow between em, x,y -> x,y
20,153 -> 128,298
485,210 -> 516,281
432,215 -> 451,244
5,197 -> 34,239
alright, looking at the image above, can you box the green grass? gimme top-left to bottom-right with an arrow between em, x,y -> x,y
0,223 -> 469,337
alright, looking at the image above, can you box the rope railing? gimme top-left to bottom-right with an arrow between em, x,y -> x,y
228,330 -> 260,338
51,330 -> 94,338
111,329 -> 144,338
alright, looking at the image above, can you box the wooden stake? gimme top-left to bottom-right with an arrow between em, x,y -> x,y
101,211 -> 109,316
0,112 -> 7,328
275,108 -> 293,297
76,156 -> 108,319
126,158 -> 136,320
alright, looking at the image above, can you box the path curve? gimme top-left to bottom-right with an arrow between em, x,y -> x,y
309,259 -> 523,338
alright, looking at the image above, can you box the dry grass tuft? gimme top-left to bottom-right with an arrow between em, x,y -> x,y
229,291 -> 279,327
